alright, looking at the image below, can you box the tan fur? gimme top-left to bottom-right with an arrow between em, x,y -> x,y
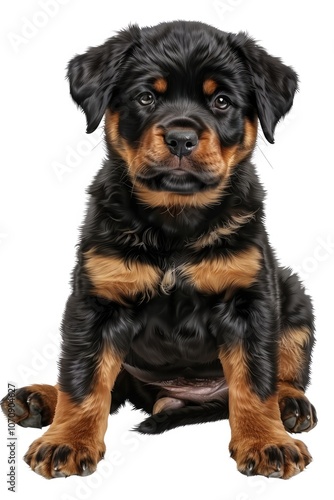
221,119 -> 258,168
203,78 -> 218,95
25,349 -> 122,478
105,110 -> 168,175
134,184 -> 226,209
277,381 -> 307,401
188,212 -> 256,249
105,110 -> 257,209
153,77 -> 168,93
1,384 -> 58,425
219,345 -> 311,478
182,246 -> 262,294
278,326 -> 311,381
84,249 -> 161,304
105,110 -> 136,165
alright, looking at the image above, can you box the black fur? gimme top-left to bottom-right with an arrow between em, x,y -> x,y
59,21 -> 314,433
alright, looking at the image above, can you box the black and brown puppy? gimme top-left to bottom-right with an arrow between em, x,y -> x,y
1,21 -> 317,479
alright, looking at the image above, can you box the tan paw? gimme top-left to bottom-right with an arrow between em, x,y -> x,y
1,385 -> 57,428
230,436 -> 312,479
24,434 -> 105,479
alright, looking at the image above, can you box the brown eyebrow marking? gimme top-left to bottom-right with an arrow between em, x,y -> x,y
153,78 -> 168,93
203,79 -> 218,95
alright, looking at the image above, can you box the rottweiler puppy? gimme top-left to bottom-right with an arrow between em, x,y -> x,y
1,21 -> 317,479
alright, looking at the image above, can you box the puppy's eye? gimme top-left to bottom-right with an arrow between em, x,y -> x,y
214,95 -> 231,110
137,92 -> 155,106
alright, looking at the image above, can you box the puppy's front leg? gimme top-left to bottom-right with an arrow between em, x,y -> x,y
219,339 -> 312,479
24,294 -> 126,479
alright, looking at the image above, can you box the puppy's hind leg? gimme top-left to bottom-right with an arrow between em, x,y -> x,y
277,269 -> 317,433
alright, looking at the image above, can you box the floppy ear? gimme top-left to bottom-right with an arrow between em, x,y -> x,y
232,32 -> 298,143
67,25 -> 140,133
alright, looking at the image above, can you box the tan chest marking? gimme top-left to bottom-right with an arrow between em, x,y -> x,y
181,246 -> 262,294
188,212 -> 256,249
84,250 -> 162,304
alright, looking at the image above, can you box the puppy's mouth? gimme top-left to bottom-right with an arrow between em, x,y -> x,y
136,167 -> 220,194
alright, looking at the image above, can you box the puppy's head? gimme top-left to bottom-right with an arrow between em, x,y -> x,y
68,21 -> 297,208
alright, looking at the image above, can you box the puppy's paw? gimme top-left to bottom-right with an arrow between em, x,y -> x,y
24,434 -> 105,479
279,396 -> 317,433
1,385 -> 58,428
230,436 -> 312,479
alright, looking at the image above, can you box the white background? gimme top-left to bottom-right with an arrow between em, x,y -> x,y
0,1 -> 332,499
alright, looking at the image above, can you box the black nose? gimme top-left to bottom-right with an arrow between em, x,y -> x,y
165,129 -> 198,157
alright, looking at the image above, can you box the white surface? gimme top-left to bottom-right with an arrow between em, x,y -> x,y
0,1 -> 332,498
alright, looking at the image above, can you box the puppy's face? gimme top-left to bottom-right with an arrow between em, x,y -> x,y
68,22 -> 298,208
104,32 -> 258,208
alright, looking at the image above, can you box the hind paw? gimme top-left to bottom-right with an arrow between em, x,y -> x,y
280,396 -> 317,433
1,384 -> 58,428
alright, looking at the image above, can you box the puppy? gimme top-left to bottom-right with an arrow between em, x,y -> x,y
1,21 -> 317,479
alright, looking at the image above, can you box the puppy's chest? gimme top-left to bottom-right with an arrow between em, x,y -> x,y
84,246 -> 261,303
84,248 -> 261,366
130,288 -> 219,366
